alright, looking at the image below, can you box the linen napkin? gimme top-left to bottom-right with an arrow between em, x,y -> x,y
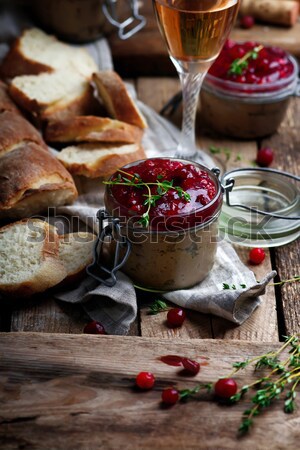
0,9 -> 276,334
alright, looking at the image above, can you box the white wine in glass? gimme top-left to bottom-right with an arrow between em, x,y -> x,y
153,0 -> 240,159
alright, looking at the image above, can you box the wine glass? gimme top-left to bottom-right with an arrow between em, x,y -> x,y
153,0 -> 240,161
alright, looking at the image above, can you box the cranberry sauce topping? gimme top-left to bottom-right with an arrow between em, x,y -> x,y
106,158 -> 220,231
209,40 -> 294,85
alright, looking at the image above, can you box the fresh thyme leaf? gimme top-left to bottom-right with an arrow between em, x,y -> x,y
228,45 -> 264,76
209,145 -> 231,160
222,283 -> 230,290
148,299 -> 169,315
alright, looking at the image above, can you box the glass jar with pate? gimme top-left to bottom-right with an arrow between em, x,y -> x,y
92,158 -> 224,291
200,40 -> 299,139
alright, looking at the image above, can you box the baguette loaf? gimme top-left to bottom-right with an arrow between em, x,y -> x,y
57,142 -> 146,178
0,143 -> 78,219
0,110 -> 48,156
92,71 -> 147,129
1,27 -> 98,80
0,219 -> 67,298
45,115 -> 143,145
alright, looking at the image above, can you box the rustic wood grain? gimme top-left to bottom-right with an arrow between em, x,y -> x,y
260,97 -> 300,336
0,333 -> 299,450
108,1 -> 300,77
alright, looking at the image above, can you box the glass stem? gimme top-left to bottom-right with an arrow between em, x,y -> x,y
177,71 -> 206,158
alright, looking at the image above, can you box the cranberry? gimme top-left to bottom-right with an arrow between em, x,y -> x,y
214,378 -> 238,399
181,358 -> 200,375
135,371 -> 155,390
249,248 -> 266,265
161,388 -> 179,405
83,320 -> 106,334
240,15 -> 255,29
167,308 -> 186,327
256,147 -> 274,167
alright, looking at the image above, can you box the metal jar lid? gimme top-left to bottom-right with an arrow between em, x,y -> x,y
219,167 -> 300,247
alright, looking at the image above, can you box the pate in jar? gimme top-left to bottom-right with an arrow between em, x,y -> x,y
100,158 -> 223,291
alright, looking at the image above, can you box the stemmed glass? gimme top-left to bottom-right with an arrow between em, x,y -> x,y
153,0 -> 240,161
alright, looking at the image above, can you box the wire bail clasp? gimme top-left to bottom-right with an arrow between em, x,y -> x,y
86,209 -> 131,287
103,0 -> 146,40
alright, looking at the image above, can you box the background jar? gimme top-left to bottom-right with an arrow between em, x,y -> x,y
103,159 -> 223,292
200,53 -> 299,139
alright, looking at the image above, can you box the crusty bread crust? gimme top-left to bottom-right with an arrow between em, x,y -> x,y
45,115 -> 143,144
0,143 -> 77,218
57,143 -> 147,178
0,219 -> 67,298
0,110 -> 48,156
0,80 -> 21,114
92,71 -> 147,129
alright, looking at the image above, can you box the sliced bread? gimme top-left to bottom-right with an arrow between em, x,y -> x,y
0,80 -> 20,114
1,27 -> 98,80
45,115 -> 143,145
8,70 -> 97,122
92,71 -> 147,129
57,142 -> 146,178
0,142 -> 78,219
59,232 -> 96,284
0,219 -> 67,298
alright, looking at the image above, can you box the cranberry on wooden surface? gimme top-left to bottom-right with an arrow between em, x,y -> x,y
181,358 -> 200,375
249,248 -> 266,265
161,388 -> 179,405
214,378 -> 238,399
83,320 -> 106,335
135,372 -> 155,390
167,308 -> 186,327
256,147 -> 274,167
240,15 -> 255,29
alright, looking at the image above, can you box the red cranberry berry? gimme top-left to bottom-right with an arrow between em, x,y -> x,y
161,388 -> 179,405
214,378 -> 238,399
249,248 -> 266,265
181,358 -> 200,375
135,371 -> 155,390
83,320 -> 106,334
240,15 -> 255,29
167,308 -> 186,327
256,147 -> 274,167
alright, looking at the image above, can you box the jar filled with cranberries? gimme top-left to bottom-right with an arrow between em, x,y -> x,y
200,40 -> 299,139
100,158 -> 224,291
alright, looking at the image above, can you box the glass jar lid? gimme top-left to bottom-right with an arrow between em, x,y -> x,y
219,167 -> 300,247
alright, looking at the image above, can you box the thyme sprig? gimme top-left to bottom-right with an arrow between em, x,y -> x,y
228,44 -> 264,76
226,335 -> 300,433
104,169 -> 191,228
179,383 -> 213,401
149,300 -> 169,315
221,276 -> 299,291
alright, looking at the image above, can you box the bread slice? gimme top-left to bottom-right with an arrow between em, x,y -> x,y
45,115 -> 144,145
1,27 -> 98,80
9,70 -> 97,122
0,110 -> 48,156
58,232 -> 96,284
57,142 -> 146,178
0,142 -> 78,219
92,71 -> 147,129
0,219 -> 67,298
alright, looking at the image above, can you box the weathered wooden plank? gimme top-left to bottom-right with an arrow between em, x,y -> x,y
0,333 -> 299,450
261,97 -> 300,336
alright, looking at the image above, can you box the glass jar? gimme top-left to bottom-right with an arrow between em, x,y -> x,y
92,158 -> 224,291
200,45 -> 299,139
30,0 -> 146,42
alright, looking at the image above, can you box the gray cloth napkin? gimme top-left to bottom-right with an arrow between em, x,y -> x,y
0,9 -> 276,334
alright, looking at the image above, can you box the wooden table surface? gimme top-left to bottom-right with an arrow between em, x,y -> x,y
1,3 -> 300,448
